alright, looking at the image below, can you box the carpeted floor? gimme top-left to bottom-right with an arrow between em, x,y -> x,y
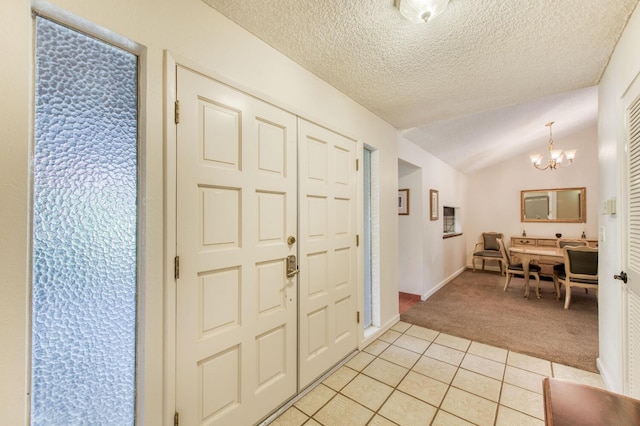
400,269 -> 599,372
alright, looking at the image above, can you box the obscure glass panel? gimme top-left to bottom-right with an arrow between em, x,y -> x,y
32,17 -> 137,425
363,149 -> 372,328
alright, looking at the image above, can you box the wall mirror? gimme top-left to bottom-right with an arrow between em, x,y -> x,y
521,187 -> 586,223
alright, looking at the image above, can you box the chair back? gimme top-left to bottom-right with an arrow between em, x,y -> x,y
557,239 -> 588,248
481,232 -> 503,252
496,238 -> 511,268
563,246 -> 598,282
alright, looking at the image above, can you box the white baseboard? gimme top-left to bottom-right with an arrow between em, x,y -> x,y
466,262 -> 502,273
361,314 -> 400,349
421,266 -> 467,301
597,357 -> 616,392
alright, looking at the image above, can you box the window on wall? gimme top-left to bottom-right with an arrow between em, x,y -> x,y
363,146 -> 381,331
363,148 -> 373,328
31,16 -> 138,424
443,206 -> 461,237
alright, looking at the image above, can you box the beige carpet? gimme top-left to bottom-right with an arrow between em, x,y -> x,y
400,269 -> 599,373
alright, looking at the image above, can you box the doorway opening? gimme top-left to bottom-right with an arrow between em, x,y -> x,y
398,159 -> 424,310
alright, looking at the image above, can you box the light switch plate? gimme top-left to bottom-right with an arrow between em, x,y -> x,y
607,197 -> 617,215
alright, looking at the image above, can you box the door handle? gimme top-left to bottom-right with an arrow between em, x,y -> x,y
286,255 -> 299,278
614,271 -> 628,283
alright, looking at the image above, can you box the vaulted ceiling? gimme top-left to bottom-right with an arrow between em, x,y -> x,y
203,0 -> 638,173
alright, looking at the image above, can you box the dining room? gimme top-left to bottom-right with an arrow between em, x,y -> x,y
397,119 -> 599,304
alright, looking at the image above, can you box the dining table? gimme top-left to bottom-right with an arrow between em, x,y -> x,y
508,246 -> 564,298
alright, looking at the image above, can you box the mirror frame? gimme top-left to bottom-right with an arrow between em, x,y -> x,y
521,187 -> 586,223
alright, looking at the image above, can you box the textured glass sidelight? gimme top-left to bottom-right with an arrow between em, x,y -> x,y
32,17 -> 137,425
363,148 -> 373,328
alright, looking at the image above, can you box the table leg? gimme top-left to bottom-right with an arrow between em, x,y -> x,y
522,258 -> 530,298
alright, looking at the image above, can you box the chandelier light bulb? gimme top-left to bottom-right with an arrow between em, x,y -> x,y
529,154 -> 542,165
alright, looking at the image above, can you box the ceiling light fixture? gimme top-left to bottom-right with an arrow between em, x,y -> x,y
395,0 -> 450,23
529,121 -> 576,171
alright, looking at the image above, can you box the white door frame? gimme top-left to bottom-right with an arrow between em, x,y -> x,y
163,52 -> 364,425
163,51 -> 179,426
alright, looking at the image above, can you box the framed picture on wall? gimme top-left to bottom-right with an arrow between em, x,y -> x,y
430,189 -> 439,220
398,189 -> 410,215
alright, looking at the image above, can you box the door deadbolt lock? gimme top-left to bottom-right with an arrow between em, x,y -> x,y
286,255 -> 300,278
287,235 -> 296,245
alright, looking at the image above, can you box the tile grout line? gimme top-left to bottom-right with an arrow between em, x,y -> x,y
379,326 -> 498,425
379,325 -> 545,425
344,328 -> 451,426
285,321 -> 598,425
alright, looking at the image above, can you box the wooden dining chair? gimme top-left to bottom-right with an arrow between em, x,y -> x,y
557,239 -> 589,248
552,239 -> 589,297
497,238 -> 542,297
472,232 -> 504,274
556,245 -> 598,309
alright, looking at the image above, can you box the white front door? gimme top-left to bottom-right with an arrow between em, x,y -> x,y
298,119 -> 359,388
175,67 -> 298,425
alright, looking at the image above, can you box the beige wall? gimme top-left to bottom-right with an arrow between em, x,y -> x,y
1,2 -> 33,423
0,0 -> 401,423
597,4 -> 640,393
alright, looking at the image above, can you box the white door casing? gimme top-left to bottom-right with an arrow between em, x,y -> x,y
298,119 -> 359,388
623,74 -> 640,397
175,67 -> 298,425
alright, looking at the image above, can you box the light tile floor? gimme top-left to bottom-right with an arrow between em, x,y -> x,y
271,321 -> 604,426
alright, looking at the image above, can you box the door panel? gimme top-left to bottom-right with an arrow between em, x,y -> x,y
175,67 -> 297,425
298,119 -> 358,388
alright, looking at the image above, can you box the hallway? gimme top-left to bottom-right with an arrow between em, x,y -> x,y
399,292 -> 421,315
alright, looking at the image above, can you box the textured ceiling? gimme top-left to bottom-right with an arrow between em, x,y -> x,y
202,0 -> 638,173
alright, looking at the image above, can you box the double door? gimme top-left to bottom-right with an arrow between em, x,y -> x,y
174,67 -> 358,425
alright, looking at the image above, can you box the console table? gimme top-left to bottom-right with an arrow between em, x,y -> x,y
510,236 -> 598,277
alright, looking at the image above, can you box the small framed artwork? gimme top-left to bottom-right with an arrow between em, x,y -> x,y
398,189 -> 410,215
430,189 -> 439,220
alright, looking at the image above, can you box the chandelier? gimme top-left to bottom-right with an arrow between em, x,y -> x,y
395,0 -> 450,23
529,121 -> 576,171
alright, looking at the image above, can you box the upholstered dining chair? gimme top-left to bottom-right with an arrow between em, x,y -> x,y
472,232 -> 504,274
497,238 -> 542,297
552,239 -> 589,297
557,239 -> 589,249
555,245 -> 598,309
